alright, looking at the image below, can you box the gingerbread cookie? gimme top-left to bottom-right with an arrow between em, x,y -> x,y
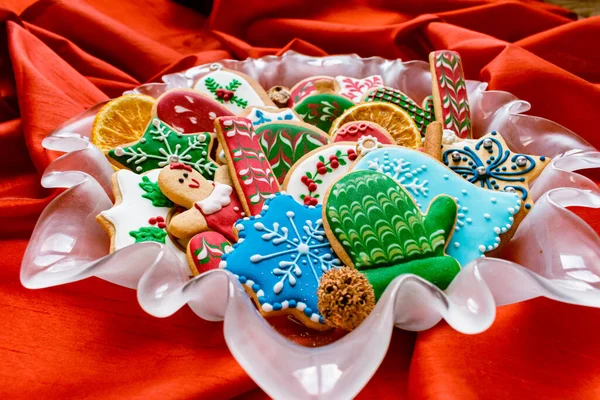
214,116 -> 280,216
282,143 -> 357,206
329,103 -> 422,149
363,87 -> 435,135
429,50 -> 472,139
441,131 -> 550,209
423,121 -> 443,160
221,193 -> 343,330
96,169 -> 186,264
322,169 -> 460,295
293,93 -> 354,133
158,163 -> 243,241
288,76 -> 335,107
152,89 -> 233,134
255,121 -> 329,184
331,121 -> 395,145
193,68 -> 274,114
241,106 -> 300,127
107,118 -> 218,179
334,75 -> 383,103
352,143 -> 524,266
186,231 -> 232,276
422,95 -> 434,113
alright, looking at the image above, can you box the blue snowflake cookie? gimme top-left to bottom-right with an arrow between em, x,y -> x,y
221,193 -> 342,327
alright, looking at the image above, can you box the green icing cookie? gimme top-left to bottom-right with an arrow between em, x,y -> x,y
293,93 -> 354,133
108,118 -> 218,179
325,170 -> 460,297
255,122 -> 329,184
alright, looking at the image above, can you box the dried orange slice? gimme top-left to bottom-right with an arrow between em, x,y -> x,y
91,94 -> 155,152
329,103 -> 422,149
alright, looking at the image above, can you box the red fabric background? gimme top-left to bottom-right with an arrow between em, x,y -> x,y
1,0 -> 599,398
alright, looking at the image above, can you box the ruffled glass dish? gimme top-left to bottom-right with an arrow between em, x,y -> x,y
21,51 -> 600,399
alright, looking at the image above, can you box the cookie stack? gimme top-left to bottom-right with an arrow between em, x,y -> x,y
93,51 -> 550,331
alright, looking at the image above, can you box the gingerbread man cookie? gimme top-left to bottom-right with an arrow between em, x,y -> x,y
158,163 -> 243,242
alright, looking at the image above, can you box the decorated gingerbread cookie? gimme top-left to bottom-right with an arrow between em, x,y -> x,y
441,131 -> 550,209
241,106 -> 300,127
214,116 -> 281,216
107,118 -> 218,179
429,50 -> 472,139
422,95 -> 434,113
293,93 -> 355,133
334,75 -> 383,103
255,121 -> 329,184
192,68 -> 274,114
158,163 -> 243,241
288,76 -> 335,107
186,231 -> 232,276
152,89 -> 233,134
221,193 -> 343,330
282,143 -> 357,206
331,121 -> 395,145
329,103 -> 422,149
96,169 -> 186,264
352,143 -> 525,266
323,169 -> 460,292
363,87 -> 435,135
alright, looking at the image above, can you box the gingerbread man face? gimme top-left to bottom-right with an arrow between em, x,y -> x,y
158,163 -> 214,208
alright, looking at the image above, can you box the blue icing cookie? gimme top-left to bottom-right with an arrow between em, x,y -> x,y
247,108 -> 298,127
221,193 -> 342,326
352,147 -> 522,266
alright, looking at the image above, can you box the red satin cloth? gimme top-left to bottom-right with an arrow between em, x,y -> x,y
1,0 -> 600,398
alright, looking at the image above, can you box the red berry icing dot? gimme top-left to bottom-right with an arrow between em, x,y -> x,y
148,217 -> 157,225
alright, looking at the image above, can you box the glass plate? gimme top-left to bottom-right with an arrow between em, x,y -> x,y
21,51 -> 600,400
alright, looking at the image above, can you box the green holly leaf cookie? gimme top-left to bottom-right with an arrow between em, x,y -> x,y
129,226 -> 167,244
325,170 -> 460,296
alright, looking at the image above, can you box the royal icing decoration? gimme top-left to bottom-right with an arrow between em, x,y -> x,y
222,193 -> 342,325
288,76 -> 334,106
364,87 -> 435,135
187,231 -> 232,276
193,70 -> 267,114
154,89 -> 233,134
108,118 -> 218,179
255,122 -> 329,184
442,131 -> 549,208
284,144 -> 356,206
352,145 -> 523,266
422,95 -> 434,112
194,182 -> 233,214
334,75 -> 383,103
324,170 -> 460,294
294,93 -> 354,133
332,121 -> 395,145
99,169 -> 186,263
329,103 -> 421,149
245,107 -> 299,127
215,116 -> 280,216
430,50 -> 472,139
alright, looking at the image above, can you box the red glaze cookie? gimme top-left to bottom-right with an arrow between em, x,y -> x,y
332,121 -> 395,145
153,89 -> 233,134
186,231 -> 232,276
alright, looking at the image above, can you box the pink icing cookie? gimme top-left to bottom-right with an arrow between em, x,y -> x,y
153,89 -> 233,134
331,121 -> 395,145
334,75 -> 383,103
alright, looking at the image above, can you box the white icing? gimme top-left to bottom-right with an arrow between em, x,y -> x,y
442,129 -> 463,145
99,169 -> 186,264
285,144 -> 354,205
195,182 -> 233,214
334,75 -> 384,103
246,107 -> 300,127
193,70 -> 266,114
174,105 -> 192,114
